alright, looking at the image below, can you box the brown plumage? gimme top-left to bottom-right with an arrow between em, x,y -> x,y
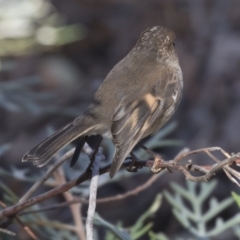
22,26 -> 183,178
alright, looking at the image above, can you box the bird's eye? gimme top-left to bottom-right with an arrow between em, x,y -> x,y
172,42 -> 175,47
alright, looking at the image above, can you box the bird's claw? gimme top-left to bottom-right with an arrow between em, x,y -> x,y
141,145 -> 164,173
151,156 -> 163,173
126,153 -> 139,172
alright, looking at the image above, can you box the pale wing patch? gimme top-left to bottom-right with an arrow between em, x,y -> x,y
110,99 -> 152,175
113,107 -> 140,137
140,99 -> 163,134
129,107 -> 140,132
110,96 -> 164,177
144,93 -> 156,108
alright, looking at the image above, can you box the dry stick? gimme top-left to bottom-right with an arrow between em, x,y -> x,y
0,201 -> 38,240
0,165 -> 109,220
19,172 -> 163,216
19,142 -> 93,203
0,143 -> 96,221
86,147 -> 105,240
54,167 -> 86,240
143,146 -> 240,184
148,147 -> 240,182
176,153 -> 240,182
19,148 -> 76,203
1,148 -> 240,220
173,147 -> 224,162
14,217 -> 39,240
0,228 -> 15,236
0,160 -> 139,220
187,148 -> 240,181
203,148 -> 240,187
15,144 -> 93,239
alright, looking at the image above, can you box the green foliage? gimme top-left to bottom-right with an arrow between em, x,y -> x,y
94,182 -> 240,240
163,181 -> 240,239
0,121 -> 181,239
1,162 -> 240,240
0,156 -> 81,239
94,214 -> 131,240
101,194 -> 162,240
130,194 -> 162,239
232,192 -> 240,208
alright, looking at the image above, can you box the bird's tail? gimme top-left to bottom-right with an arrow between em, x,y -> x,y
22,117 -> 96,167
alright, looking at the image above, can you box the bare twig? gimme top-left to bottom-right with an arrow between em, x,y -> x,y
54,166 -> 86,240
1,146 -> 240,223
19,142 -> 94,203
86,146 -> 105,240
0,201 -> 38,240
0,165 -> 109,220
19,173 -> 163,216
19,148 -> 76,203
151,147 -> 240,183
0,228 -> 15,236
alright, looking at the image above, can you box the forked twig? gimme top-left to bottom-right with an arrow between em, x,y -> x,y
1,146 -> 240,225
147,146 -> 240,184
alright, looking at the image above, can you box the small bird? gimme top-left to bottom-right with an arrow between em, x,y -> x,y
22,26 -> 183,178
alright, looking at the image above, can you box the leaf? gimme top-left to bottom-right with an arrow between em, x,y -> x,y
130,194 -> 162,237
94,213 -> 131,240
232,192 -> 240,208
164,181 -> 240,238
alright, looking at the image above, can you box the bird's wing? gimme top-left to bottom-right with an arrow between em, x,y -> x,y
109,78 -> 182,178
109,93 -> 164,178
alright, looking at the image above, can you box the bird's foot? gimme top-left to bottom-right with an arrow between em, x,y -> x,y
126,152 -> 139,172
140,145 -> 164,173
70,136 -> 88,168
151,157 -> 163,173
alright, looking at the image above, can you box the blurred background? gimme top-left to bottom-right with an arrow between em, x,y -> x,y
1,0 -> 240,239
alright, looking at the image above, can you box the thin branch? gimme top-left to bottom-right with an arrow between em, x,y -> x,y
174,147 -> 224,162
53,166 -> 86,240
19,148 -> 76,203
0,201 -> 38,240
1,146 -> 240,222
0,165 -> 107,220
19,172 -> 163,216
86,146 -> 104,240
0,228 -> 15,236
19,142 -> 93,203
152,147 -> 240,183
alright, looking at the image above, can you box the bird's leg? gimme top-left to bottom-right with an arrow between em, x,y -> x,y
87,136 -> 103,172
126,152 -> 139,172
70,136 -> 88,167
140,145 -> 165,173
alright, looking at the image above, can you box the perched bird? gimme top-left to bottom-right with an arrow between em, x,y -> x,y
22,26 -> 183,178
